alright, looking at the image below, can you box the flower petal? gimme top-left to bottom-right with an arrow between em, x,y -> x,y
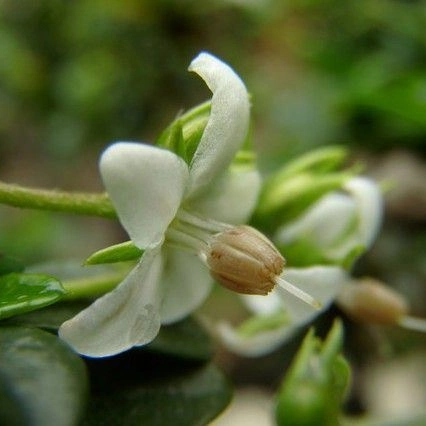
279,266 -> 348,325
191,167 -> 261,224
159,248 -> 212,324
187,52 -> 250,197
241,288 -> 283,316
59,249 -> 163,357
276,193 -> 356,247
344,177 -> 383,248
100,142 -> 189,249
218,266 -> 348,357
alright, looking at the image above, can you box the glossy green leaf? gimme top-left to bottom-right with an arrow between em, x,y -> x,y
83,358 -> 231,426
0,326 -> 88,426
3,301 -> 90,332
6,302 -> 214,361
0,254 -> 25,276
0,273 -> 66,320
28,260 -> 126,300
85,241 -> 143,265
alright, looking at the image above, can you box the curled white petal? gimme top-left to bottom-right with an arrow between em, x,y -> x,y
160,248 -> 212,324
187,52 -> 250,197
59,249 -> 163,357
192,167 -> 261,224
100,142 -> 189,249
280,266 -> 348,325
275,177 -> 383,261
276,193 -> 356,247
241,288 -> 283,316
344,177 -> 383,248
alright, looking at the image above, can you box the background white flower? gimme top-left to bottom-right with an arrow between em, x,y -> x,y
217,265 -> 348,357
216,177 -> 382,357
275,177 -> 383,264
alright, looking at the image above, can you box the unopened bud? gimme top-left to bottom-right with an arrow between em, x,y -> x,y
337,279 -> 408,325
207,225 -> 285,295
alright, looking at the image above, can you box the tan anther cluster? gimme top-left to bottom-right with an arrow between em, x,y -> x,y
207,225 -> 285,295
337,278 -> 409,325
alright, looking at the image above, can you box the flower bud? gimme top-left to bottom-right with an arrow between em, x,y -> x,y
337,279 -> 408,325
207,225 -> 285,295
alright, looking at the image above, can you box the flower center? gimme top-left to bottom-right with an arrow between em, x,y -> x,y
166,209 -> 321,308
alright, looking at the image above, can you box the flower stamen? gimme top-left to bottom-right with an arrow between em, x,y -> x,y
275,276 -> 322,309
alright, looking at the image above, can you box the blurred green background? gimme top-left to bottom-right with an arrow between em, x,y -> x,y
1,0 -> 426,422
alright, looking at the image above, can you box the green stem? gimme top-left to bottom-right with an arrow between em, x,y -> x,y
62,272 -> 124,300
0,181 -> 116,218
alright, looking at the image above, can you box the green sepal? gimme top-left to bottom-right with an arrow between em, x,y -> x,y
277,239 -> 332,268
267,146 -> 349,185
0,273 -> 66,320
254,171 -> 355,231
157,101 -> 211,164
237,310 -> 290,338
275,319 -> 351,426
85,241 -> 143,265
277,241 -> 367,270
341,245 -> 366,270
157,99 -> 257,170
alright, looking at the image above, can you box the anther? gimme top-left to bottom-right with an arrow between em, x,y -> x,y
206,225 -> 322,310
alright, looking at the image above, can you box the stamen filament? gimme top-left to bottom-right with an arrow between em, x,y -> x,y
176,209 -> 231,233
275,276 -> 322,310
165,228 -> 209,253
398,316 -> 426,333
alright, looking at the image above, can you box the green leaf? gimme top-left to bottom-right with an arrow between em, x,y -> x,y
0,254 -> 25,276
28,260 -> 126,300
3,301 -> 90,332
0,326 -> 88,426
85,241 -> 143,265
147,316 -> 214,361
6,303 -> 214,361
0,273 -> 66,320
83,358 -> 231,426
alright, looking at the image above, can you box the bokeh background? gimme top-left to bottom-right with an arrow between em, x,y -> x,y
1,1 -> 426,424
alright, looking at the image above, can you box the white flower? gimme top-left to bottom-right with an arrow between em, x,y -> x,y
218,266 -> 348,357
58,52 -> 261,357
275,177 -> 383,264
216,177 -> 383,357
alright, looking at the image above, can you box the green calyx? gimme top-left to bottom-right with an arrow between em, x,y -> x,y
275,320 -> 351,426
